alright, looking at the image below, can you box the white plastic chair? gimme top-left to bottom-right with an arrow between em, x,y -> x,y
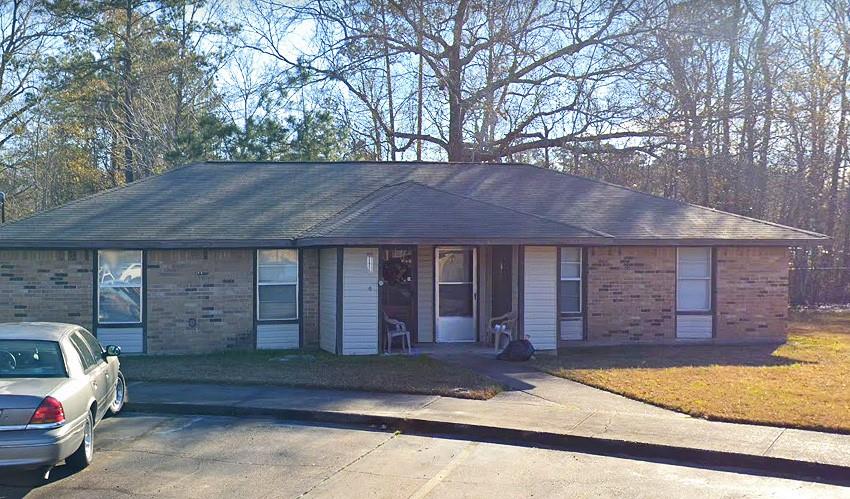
383,313 -> 412,354
488,311 -> 516,353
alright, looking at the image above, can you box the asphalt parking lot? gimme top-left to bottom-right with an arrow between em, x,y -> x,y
0,413 -> 847,498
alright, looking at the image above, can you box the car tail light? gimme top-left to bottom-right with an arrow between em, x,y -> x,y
29,396 -> 66,425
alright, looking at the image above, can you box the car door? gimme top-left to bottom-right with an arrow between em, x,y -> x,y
81,330 -> 113,417
69,331 -> 109,420
78,329 -> 116,411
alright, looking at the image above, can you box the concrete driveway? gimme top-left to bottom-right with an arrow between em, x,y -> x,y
0,413 -> 847,498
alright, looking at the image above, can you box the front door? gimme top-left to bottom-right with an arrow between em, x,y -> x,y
491,246 -> 513,318
380,246 -> 416,350
435,247 -> 477,342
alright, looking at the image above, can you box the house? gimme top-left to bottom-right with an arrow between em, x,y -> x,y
0,161 -> 828,355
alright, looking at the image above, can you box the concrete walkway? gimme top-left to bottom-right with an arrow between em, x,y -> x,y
127,364 -> 850,478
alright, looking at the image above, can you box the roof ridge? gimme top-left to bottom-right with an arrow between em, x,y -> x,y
203,160 -> 533,167
295,181 -> 416,238
537,165 -> 829,240
299,180 -> 609,240
403,181 -> 613,238
208,159 -> 827,239
0,161 -> 205,230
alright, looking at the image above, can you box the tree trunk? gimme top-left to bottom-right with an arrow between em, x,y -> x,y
380,0 -> 396,161
416,1 -> 424,161
445,0 -> 467,162
753,0 -> 774,217
721,0 -> 741,158
174,5 -> 188,150
121,0 -> 135,184
827,32 -> 849,235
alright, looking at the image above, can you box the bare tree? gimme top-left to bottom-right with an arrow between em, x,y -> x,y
244,0 -> 665,162
0,1 -> 60,158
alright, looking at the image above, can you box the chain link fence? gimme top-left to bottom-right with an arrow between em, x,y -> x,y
789,267 -> 850,306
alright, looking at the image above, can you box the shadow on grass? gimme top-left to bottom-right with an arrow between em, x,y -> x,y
120,349 -> 504,399
549,343 -> 808,370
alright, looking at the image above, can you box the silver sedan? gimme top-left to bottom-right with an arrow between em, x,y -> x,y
0,323 -> 126,476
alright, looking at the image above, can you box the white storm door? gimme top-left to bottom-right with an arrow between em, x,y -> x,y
435,247 -> 477,342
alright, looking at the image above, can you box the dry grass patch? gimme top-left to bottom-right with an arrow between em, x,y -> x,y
121,350 -> 502,400
534,311 -> 850,433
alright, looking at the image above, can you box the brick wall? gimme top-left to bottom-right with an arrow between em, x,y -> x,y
0,245 -> 788,353
0,250 -> 94,329
586,247 -> 676,342
146,249 -> 254,354
301,248 -> 319,349
715,247 -> 789,342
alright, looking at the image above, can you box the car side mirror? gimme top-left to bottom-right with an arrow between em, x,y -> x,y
104,345 -> 122,357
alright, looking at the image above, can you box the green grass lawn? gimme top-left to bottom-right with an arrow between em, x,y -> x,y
534,310 -> 850,433
121,349 -> 502,400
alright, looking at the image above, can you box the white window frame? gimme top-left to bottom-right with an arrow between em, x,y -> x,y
559,247 -> 582,315
97,250 -> 143,325
676,247 -> 712,313
256,249 -> 299,321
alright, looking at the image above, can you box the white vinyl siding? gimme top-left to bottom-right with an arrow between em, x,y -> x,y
417,246 -> 435,343
523,246 -> 558,351
256,323 -> 299,349
319,248 -> 338,354
342,248 -> 379,355
96,327 -> 143,354
677,247 -> 713,339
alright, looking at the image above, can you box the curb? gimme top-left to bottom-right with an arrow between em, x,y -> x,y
125,402 -> 850,486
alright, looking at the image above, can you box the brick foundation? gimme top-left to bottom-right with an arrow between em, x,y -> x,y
715,247 -> 788,342
0,250 -> 94,330
586,247 -> 676,342
146,249 -> 254,354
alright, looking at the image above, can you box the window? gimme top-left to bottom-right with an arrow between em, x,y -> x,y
98,250 -> 143,324
257,249 -> 298,320
78,329 -> 104,358
0,340 -> 66,378
559,247 -> 582,315
69,333 -> 98,371
677,247 -> 712,312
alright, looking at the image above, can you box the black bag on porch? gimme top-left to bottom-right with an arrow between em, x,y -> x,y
496,339 -> 535,361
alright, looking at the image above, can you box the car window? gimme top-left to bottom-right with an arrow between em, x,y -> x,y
62,341 -> 85,376
69,333 -> 98,371
78,329 -> 104,360
0,340 -> 66,378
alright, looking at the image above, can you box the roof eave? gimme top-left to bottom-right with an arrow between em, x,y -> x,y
0,236 -> 830,250
0,239 -> 298,249
295,236 -> 610,246
295,236 -> 831,247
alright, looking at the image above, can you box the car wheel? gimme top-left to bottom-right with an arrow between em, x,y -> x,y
66,410 -> 94,470
109,371 -> 127,415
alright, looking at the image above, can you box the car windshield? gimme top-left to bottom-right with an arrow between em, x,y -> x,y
0,340 -> 66,378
